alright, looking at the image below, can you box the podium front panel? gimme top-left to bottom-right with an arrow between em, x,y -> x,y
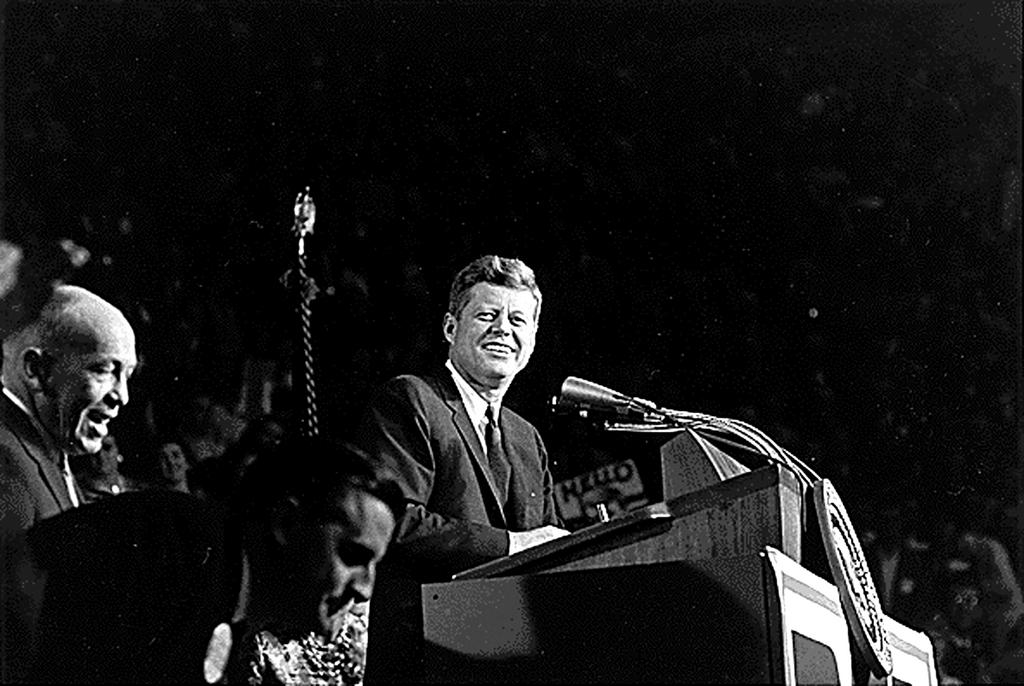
423,556 -> 770,683
423,550 -> 869,684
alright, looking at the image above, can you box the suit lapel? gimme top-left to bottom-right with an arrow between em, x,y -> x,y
27,448 -> 71,512
1,392 -> 73,512
435,374 -> 508,528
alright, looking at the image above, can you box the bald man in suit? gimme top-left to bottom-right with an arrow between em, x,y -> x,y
1,284 -> 136,682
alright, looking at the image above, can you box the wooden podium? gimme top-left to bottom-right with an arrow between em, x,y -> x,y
385,431 -> 936,684
423,548 -> 848,683
424,547 -> 936,684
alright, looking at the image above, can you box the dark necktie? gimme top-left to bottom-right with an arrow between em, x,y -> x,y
485,404 -> 510,501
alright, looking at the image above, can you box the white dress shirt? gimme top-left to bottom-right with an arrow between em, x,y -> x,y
445,358 -> 501,455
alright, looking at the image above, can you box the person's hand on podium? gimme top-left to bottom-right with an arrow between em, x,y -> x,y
508,525 -> 571,556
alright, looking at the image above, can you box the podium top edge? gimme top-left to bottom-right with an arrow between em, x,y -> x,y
451,501 -> 676,581
452,464 -> 803,582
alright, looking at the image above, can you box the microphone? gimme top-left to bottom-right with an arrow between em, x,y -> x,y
555,376 -> 660,416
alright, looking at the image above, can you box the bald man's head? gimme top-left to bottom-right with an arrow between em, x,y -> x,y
3,285 -> 137,454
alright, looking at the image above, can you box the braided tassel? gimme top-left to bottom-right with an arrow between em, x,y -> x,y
293,187 -> 319,438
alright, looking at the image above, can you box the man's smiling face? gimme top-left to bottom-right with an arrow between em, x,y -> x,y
41,316 -> 136,455
445,282 -> 538,397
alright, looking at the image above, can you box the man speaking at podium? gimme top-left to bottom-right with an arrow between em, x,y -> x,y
357,254 -> 569,682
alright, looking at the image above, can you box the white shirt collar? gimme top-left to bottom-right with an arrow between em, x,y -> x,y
446,359 -> 501,431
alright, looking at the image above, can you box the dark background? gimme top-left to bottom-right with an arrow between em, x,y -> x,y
2,2 -> 1020,561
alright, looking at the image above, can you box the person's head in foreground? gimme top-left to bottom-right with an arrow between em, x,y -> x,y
233,433 -> 404,642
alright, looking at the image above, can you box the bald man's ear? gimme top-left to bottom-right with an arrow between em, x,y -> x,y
22,348 -> 55,397
442,313 -> 457,344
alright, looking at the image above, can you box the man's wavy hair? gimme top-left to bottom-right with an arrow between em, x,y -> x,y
446,255 -> 542,323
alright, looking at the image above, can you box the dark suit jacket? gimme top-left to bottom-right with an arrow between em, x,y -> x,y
361,371 -> 560,580
358,370 -> 561,683
0,391 -> 78,529
0,390 -> 79,682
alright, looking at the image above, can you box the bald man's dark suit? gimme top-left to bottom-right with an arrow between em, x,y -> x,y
0,391 -> 78,526
359,370 -> 561,682
0,390 -> 79,682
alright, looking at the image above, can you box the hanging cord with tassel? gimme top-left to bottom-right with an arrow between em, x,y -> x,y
292,186 -> 319,438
